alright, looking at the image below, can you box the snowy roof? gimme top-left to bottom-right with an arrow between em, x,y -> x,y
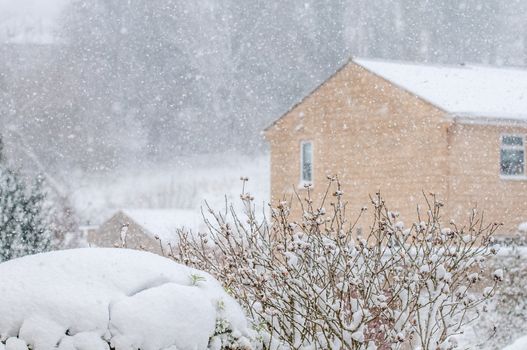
121,209 -> 202,242
354,58 -> 527,120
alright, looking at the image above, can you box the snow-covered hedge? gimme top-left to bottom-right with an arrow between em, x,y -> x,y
0,248 -> 255,350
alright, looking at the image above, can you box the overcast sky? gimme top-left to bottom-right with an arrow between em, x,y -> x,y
0,0 -> 67,21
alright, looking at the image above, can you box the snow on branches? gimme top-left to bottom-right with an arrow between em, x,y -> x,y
0,167 -> 53,262
169,178 -> 502,350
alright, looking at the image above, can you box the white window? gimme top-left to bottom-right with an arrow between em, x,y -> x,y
300,141 -> 313,184
500,135 -> 525,177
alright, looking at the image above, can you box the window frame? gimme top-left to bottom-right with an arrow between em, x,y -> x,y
500,134 -> 526,179
300,140 -> 314,186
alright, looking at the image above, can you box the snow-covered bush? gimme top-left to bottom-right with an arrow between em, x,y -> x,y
0,165 -> 53,262
464,245 -> 527,349
0,248 -> 256,350
171,177 -> 501,350
0,136 -> 76,260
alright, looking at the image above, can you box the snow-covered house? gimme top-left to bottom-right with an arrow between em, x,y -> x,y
88,209 -> 203,254
264,58 -> 527,234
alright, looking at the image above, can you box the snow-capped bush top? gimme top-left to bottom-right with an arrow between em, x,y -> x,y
174,178 -> 502,350
0,248 -> 251,350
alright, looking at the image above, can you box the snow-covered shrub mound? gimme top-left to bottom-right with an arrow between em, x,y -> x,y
0,248 -> 253,350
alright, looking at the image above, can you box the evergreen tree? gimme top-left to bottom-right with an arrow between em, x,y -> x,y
0,151 -> 53,261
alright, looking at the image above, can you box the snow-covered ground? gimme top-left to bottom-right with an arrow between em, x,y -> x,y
70,153 -> 269,226
0,248 -> 253,350
503,335 -> 527,350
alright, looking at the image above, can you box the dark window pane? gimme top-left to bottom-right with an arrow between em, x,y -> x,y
501,149 -> 524,176
302,142 -> 312,182
502,136 -> 523,146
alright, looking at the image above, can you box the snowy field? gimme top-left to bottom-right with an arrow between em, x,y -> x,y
69,153 -> 269,226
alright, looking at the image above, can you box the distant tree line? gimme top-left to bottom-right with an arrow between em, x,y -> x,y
0,0 -> 526,173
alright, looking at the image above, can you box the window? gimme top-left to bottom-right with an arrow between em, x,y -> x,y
301,141 -> 313,183
500,135 -> 525,177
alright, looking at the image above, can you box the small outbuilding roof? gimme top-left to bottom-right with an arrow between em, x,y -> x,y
354,58 -> 527,120
121,209 -> 202,243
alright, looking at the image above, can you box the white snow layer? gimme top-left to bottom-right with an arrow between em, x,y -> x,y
0,248 -> 251,350
354,58 -> 527,120
503,335 -> 527,350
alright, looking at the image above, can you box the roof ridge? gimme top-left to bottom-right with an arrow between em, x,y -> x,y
353,56 -> 527,72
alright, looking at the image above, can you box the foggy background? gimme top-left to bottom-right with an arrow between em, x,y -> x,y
0,0 -> 526,222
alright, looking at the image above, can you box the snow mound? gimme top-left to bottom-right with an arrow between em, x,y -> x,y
0,248 -> 252,350
518,222 -> 527,234
503,335 -> 527,350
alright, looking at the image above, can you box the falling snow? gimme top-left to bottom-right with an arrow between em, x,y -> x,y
0,0 -> 526,349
